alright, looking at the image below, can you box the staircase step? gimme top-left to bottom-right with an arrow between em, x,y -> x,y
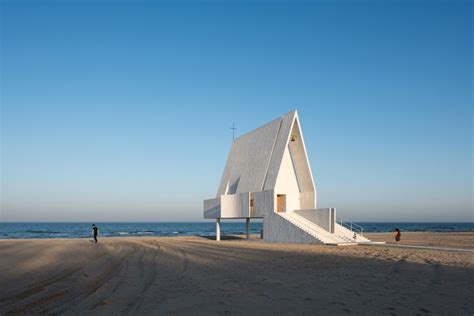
279,212 -> 347,244
325,242 -> 359,246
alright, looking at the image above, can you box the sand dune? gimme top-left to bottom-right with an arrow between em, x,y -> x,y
1,234 -> 473,315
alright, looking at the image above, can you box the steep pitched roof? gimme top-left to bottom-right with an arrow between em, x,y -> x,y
216,110 -> 315,196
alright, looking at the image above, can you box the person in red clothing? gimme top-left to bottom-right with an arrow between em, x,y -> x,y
395,228 -> 401,243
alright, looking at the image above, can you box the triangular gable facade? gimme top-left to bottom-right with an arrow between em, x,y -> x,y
264,110 -> 316,205
210,110 -> 317,216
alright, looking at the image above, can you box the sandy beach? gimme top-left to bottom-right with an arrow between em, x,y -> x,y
365,232 -> 474,249
1,233 -> 473,315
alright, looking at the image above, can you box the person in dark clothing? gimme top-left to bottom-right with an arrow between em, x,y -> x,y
92,224 -> 99,243
395,228 -> 401,243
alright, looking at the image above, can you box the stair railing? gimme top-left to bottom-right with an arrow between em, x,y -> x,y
338,219 -> 364,236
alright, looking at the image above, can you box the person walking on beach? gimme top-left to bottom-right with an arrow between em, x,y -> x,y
92,224 -> 99,243
395,228 -> 401,244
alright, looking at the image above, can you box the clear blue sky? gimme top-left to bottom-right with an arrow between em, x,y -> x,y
1,0 -> 472,222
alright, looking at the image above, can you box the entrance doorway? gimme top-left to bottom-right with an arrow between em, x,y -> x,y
277,194 -> 286,212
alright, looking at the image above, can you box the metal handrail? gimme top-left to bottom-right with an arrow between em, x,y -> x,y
338,219 -> 364,236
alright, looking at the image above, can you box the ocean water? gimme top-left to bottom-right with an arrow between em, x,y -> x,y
0,222 -> 263,239
0,222 -> 472,239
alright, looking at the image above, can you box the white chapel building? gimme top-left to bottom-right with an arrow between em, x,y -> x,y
204,110 -> 370,245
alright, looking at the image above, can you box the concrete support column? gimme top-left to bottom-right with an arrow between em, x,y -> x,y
246,218 -> 250,239
216,218 -> 221,241
330,208 -> 336,233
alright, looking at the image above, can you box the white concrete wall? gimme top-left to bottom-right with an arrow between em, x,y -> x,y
274,146 -> 300,212
263,212 -> 324,244
300,192 -> 315,210
203,198 -> 221,219
251,190 -> 274,217
238,192 -> 250,217
220,193 -> 250,218
294,208 -> 336,233
287,114 -> 316,206
204,192 -> 273,219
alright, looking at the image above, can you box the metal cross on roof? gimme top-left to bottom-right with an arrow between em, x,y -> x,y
230,123 -> 237,141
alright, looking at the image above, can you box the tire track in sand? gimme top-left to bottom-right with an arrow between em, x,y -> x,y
3,242 -> 133,315
123,239 -> 162,315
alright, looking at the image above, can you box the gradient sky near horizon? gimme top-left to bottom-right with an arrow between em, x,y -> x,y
1,0 -> 472,222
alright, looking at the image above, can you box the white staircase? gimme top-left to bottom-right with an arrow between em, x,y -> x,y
334,222 -> 371,243
278,212 -> 359,245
